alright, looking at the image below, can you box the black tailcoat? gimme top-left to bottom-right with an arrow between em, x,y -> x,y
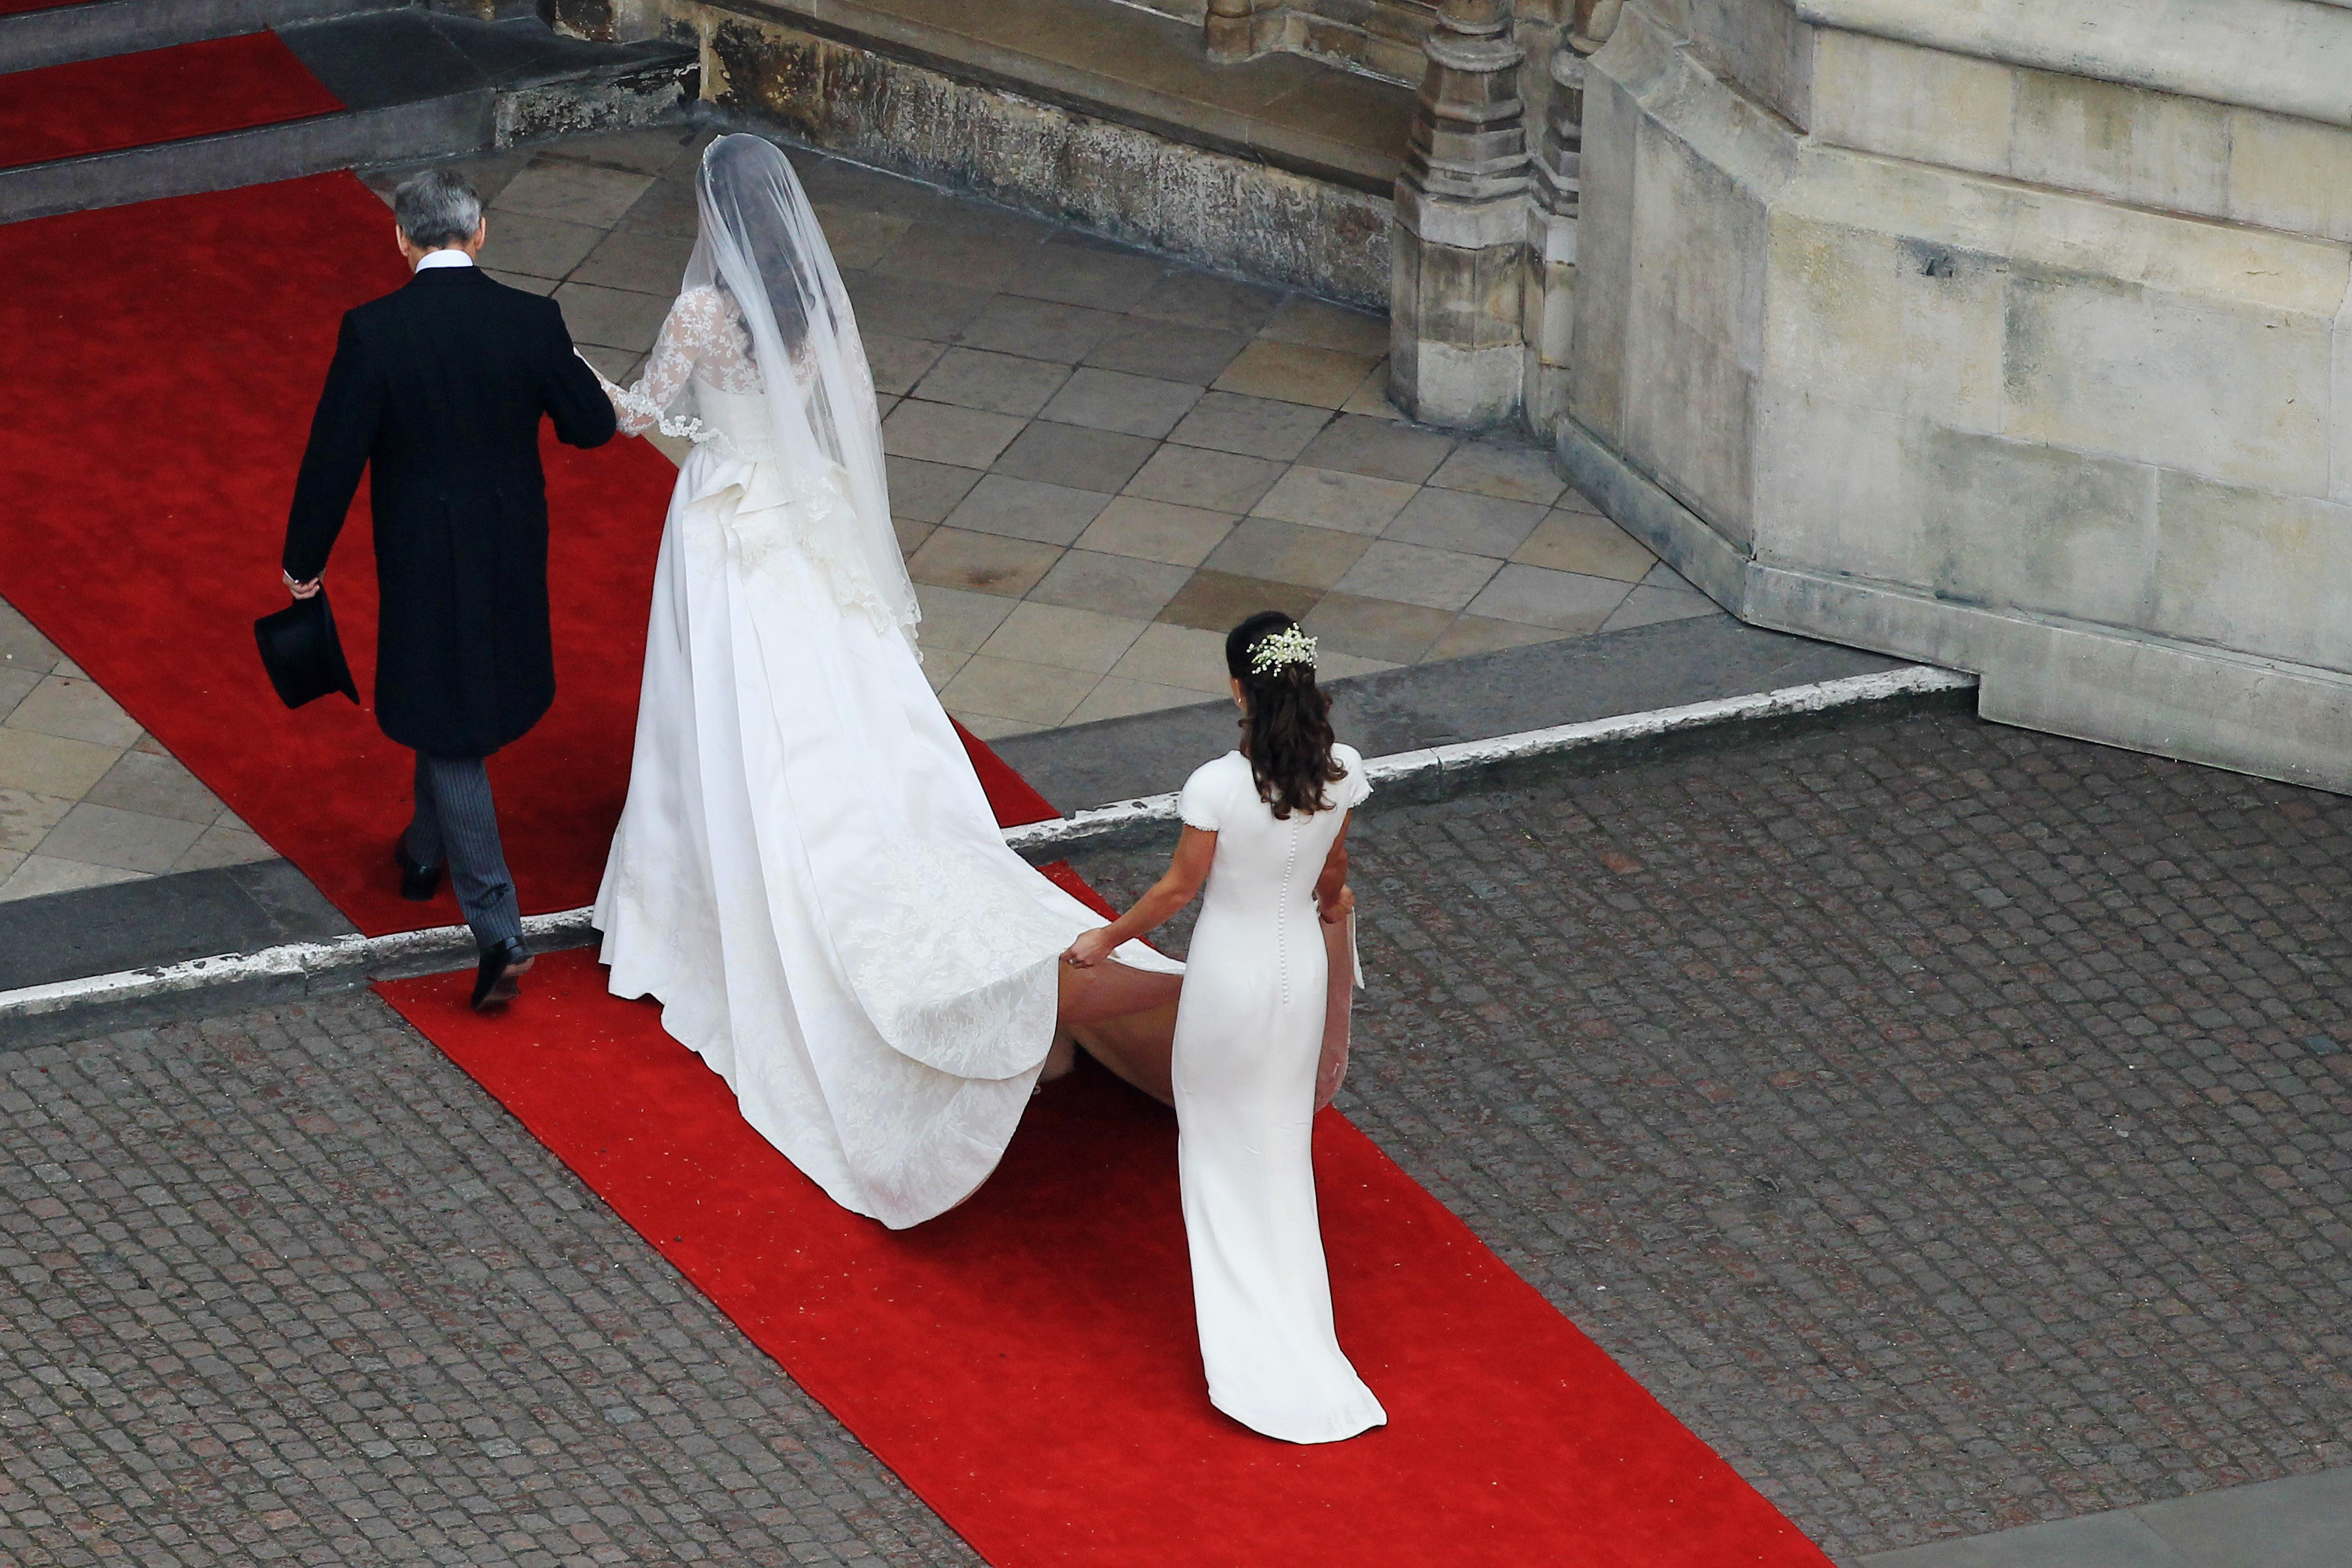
283,265 -> 617,758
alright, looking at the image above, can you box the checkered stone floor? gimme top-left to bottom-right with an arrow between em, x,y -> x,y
0,123 -> 1720,908
0,601 -> 269,905
368,125 -> 1721,741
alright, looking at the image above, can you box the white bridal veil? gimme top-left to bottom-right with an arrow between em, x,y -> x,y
660,133 -> 919,642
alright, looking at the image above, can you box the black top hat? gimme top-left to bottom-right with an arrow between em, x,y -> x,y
254,590 -> 359,709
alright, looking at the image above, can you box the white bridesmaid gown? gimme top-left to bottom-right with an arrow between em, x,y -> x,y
1172,745 -> 1386,1443
592,285 -> 1178,1229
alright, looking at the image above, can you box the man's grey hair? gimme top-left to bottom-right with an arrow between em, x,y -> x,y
392,169 -> 483,251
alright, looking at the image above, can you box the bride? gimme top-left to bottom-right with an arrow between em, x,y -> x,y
584,134 -> 1184,1229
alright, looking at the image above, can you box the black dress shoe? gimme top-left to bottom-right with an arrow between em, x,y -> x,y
393,837 -> 441,902
472,937 -> 534,1012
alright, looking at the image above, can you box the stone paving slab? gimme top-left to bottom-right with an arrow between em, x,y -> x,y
2127,1464 -> 2352,1567
1858,1464 -> 2352,1566
364,124 -> 1722,743
1070,710 -> 2352,1562
0,860 -> 354,994
0,600 -> 271,906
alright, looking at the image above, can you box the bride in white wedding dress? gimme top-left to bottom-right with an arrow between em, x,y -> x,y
585,134 -> 1184,1229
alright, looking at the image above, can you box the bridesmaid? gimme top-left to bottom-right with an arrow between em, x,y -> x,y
1063,612 -> 1386,1444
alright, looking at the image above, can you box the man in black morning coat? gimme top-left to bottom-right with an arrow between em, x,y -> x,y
281,168 -> 617,1010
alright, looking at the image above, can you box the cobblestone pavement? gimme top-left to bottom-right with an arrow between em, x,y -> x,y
9,710 -> 2351,1565
1078,710 -> 2352,1561
0,1004 -> 980,1568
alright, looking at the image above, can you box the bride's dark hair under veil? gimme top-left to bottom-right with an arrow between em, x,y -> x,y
701,144 -> 809,353
678,134 -> 918,641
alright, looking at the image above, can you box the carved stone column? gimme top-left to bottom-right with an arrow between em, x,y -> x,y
1389,0 -> 1530,428
1205,0 -> 1274,63
538,0 -> 664,43
1570,0 -> 1624,54
430,0 -> 539,23
1521,40 -> 1583,431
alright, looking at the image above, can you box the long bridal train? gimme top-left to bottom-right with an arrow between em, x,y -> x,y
591,526 -> 1186,1229
589,133 -> 1185,1229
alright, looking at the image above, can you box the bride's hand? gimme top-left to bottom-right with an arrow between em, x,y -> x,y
1317,882 -> 1354,925
1062,927 -> 1119,968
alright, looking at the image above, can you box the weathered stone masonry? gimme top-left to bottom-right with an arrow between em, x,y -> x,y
1556,0 -> 2352,796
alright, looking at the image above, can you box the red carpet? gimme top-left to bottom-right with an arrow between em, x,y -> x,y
962,721 -> 1058,827
3,172 -> 1831,1566
0,173 -> 680,933
381,948 -> 1831,1568
0,0 -> 89,13
0,34 -> 345,170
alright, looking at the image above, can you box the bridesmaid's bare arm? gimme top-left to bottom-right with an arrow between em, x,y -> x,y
1313,813 -> 1354,924
1062,826 -> 1216,967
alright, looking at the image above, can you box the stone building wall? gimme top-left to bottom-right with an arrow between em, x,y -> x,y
533,0 -> 2352,792
1557,0 -> 2352,793
543,0 -> 1396,303
1218,0 -> 1439,82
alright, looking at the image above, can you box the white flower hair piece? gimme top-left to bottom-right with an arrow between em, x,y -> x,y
1247,625 -> 1318,676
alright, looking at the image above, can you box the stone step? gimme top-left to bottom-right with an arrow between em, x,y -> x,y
0,0 -> 406,74
694,0 -> 1408,196
572,0 -> 1409,304
0,13 -> 695,224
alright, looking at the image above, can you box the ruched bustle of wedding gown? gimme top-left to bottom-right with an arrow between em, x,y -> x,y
1172,747 -> 1386,1443
592,299 -> 1178,1229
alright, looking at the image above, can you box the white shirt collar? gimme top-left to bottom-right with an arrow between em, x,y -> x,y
413,249 -> 478,272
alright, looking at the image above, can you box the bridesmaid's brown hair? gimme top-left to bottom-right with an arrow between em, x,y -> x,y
1225,612 -> 1348,820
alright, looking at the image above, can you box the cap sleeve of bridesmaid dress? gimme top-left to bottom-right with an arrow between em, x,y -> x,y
1178,752 -> 1239,832
1330,743 -> 1371,812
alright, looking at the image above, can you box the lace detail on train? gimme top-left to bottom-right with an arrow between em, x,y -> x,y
828,836 -> 1075,1080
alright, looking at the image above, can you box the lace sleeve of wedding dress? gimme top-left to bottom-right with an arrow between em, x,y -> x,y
592,286 -> 760,438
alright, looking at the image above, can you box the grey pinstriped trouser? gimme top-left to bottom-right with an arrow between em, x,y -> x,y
402,752 -> 525,953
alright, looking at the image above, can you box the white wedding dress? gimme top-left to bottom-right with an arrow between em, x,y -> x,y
590,137 -> 1177,1230
1172,745 -> 1386,1443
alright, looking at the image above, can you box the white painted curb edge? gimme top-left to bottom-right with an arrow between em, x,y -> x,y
0,908 -> 598,1027
1,664 -> 1973,1028
1001,663 -> 1976,853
